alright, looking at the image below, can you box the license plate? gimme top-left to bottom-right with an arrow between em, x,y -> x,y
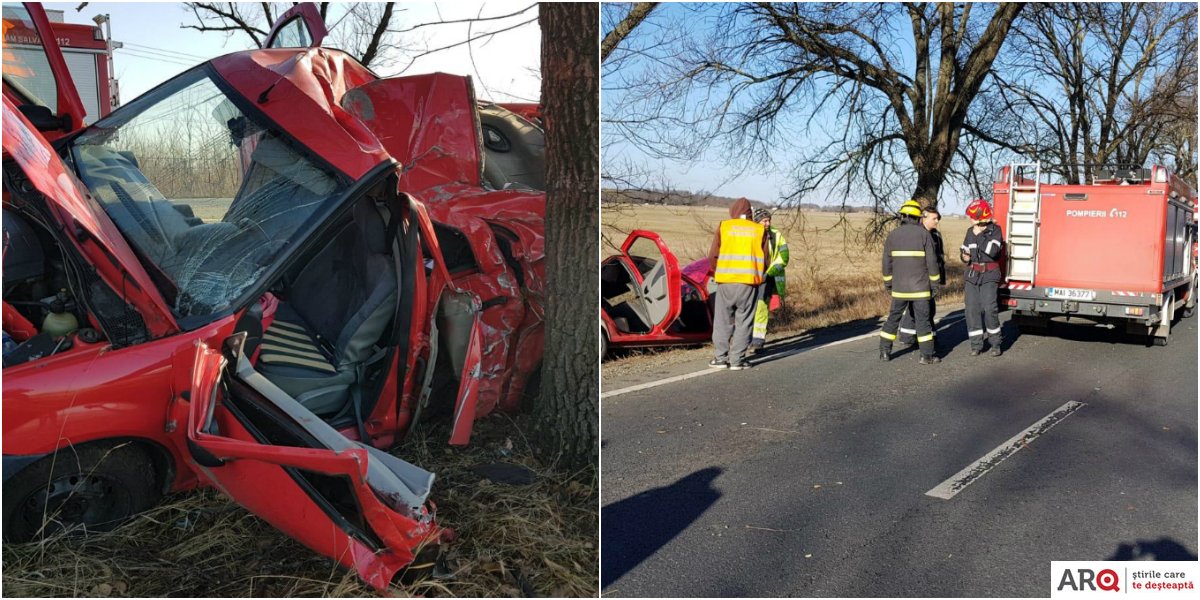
1046,287 -> 1096,301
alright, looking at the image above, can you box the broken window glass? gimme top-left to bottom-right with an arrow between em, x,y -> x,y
70,69 -> 346,319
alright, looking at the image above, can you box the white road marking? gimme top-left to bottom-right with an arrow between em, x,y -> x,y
601,314 -> 965,399
925,400 -> 1086,500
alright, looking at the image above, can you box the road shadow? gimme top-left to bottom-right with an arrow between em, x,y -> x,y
1016,316 -> 1173,348
601,467 -> 722,589
749,317 -> 882,366
1106,538 -> 1198,560
918,308 -> 1027,356
848,308 -> 980,359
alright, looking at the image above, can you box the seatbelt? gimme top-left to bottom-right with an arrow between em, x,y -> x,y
350,346 -> 391,443
350,363 -> 369,443
409,305 -> 440,433
362,190 -> 415,440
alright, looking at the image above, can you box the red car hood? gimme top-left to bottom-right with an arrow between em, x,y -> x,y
682,257 -> 711,283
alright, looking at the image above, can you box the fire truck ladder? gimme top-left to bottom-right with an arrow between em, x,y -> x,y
1006,162 -> 1042,283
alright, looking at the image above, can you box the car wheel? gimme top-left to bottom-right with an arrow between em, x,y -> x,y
2,443 -> 161,542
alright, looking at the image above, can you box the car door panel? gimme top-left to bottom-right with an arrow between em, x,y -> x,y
262,3 -> 328,49
186,337 -> 439,591
621,230 -> 683,331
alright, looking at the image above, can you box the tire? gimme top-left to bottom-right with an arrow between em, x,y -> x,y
600,323 -> 609,360
2,443 -> 160,542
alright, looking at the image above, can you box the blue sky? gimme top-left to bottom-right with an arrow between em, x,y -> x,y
40,1 -> 541,103
601,3 -> 1023,212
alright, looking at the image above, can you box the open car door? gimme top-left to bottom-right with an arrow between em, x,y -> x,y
185,334 -> 440,591
262,3 -> 328,49
621,230 -> 683,331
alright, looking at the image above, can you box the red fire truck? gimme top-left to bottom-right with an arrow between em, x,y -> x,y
993,163 -> 1198,345
2,6 -> 115,124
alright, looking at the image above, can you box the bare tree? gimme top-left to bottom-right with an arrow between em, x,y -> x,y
184,3 -> 540,79
604,2 -> 1024,215
601,2 -> 695,252
975,2 -> 1197,184
183,2 -> 409,68
531,2 -> 599,470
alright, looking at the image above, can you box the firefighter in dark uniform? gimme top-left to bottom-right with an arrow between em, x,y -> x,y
880,200 -> 942,364
898,207 -> 945,347
961,199 -> 1005,356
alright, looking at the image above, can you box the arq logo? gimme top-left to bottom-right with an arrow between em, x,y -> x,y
1058,568 -> 1120,592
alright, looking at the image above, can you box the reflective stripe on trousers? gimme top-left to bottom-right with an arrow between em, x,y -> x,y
881,297 -> 935,357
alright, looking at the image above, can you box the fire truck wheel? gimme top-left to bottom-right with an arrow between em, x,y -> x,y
2,442 -> 161,543
600,323 -> 609,359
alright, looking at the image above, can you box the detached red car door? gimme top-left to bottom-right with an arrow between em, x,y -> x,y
186,335 -> 441,591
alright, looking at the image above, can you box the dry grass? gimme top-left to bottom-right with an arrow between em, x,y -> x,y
1,416 -> 597,597
603,204 -> 970,335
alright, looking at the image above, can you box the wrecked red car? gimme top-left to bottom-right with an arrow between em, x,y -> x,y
600,230 -> 713,356
2,3 -> 543,590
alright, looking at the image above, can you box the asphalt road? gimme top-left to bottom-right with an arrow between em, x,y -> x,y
601,309 -> 1198,597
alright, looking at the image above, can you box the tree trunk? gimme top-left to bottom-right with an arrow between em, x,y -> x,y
910,169 -> 946,208
532,2 -> 599,471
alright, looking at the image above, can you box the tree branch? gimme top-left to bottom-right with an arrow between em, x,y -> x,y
602,2 -> 659,63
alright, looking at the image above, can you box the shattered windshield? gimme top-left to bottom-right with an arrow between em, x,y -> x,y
70,69 -> 347,319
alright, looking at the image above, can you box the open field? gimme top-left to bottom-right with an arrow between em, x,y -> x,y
2,417 -> 597,597
602,204 -> 972,345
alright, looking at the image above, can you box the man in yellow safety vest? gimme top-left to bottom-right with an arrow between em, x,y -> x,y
706,198 -> 768,370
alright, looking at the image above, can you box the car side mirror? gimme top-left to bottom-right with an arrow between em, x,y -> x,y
17,104 -> 70,132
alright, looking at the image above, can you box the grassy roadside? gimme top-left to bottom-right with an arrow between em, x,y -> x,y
1,416 -> 597,597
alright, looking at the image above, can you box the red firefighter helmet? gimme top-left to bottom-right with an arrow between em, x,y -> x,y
966,199 -> 993,222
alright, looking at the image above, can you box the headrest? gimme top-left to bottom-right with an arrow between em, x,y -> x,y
250,137 -> 337,197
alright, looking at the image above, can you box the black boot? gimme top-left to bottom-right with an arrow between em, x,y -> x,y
919,354 -> 941,365
990,345 -> 1003,357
